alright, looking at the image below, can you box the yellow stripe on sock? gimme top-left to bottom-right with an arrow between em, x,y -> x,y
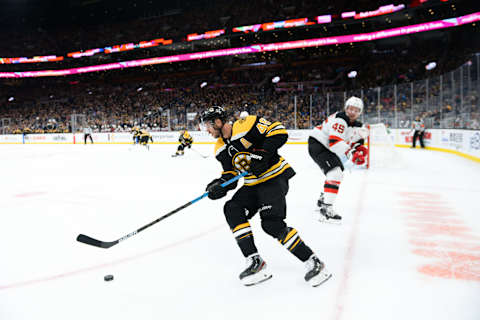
233,222 -> 251,233
282,229 -> 297,244
238,232 -> 253,240
289,238 -> 301,251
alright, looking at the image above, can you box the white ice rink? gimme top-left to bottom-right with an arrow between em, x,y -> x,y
1,143 -> 479,320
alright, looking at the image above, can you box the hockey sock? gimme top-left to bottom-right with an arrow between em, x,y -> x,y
278,227 -> 313,262
324,180 -> 340,204
232,222 -> 258,257
324,167 -> 343,205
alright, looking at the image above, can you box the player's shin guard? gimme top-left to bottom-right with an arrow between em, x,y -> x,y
324,180 -> 340,204
231,222 -> 258,257
323,167 -> 343,205
321,178 -> 342,223
278,227 -> 313,262
318,167 -> 343,223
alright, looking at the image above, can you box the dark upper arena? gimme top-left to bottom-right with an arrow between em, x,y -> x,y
0,0 -> 479,133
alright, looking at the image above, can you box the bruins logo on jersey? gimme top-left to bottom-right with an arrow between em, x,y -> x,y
232,152 -> 253,172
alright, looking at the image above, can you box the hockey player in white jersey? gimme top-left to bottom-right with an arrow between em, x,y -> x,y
308,96 -> 368,223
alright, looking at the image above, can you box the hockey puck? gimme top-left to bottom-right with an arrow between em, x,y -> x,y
104,275 -> 114,282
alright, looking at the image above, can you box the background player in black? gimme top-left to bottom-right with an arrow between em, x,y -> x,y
138,129 -> 153,148
131,127 -> 140,144
173,130 -> 193,157
201,106 -> 331,287
131,127 -> 153,149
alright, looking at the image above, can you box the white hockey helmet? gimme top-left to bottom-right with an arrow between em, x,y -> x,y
239,111 -> 249,119
345,96 -> 364,114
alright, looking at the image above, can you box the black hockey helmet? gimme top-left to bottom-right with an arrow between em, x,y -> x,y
201,106 -> 226,123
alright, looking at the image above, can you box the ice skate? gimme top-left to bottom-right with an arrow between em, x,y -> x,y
239,254 -> 272,286
318,203 -> 342,224
316,192 -> 325,208
305,255 -> 332,287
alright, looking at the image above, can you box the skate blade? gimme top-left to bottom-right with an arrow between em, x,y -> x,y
243,274 -> 272,286
317,214 -> 342,225
241,273 -> 273,286
310,272 -> 332,287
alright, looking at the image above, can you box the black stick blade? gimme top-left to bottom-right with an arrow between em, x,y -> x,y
76,234 -> 118,249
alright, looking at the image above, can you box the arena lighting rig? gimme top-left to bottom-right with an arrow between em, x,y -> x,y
0,12 -> 478,78
0,3 -> 406,64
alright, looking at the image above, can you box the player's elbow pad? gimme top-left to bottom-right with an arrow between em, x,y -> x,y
263,134 -> 287,153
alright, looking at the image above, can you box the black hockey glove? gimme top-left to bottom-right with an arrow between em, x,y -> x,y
249,149 -> 270,177
206,178 -> 228,200
187,144 -> 192,149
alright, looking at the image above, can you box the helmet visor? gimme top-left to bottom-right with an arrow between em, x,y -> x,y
199,118 -> 216,131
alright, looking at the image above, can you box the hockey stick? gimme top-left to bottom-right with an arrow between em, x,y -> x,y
76,171 -> 248,249
191,146 -> 209,158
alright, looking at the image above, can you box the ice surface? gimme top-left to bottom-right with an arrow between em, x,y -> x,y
1,144 -> 479,320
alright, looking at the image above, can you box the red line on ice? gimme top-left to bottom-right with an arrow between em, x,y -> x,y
14,192 -> 47,198
0,225 -> 224,290
333,172 -> 367,320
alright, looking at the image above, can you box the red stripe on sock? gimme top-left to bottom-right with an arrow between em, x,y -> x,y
324,188 -> 339,194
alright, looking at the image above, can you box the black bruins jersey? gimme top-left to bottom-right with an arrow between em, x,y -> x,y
139,129 -> 151,138
133,129 -> 151,137
214,115 -> 295,186
132,127 -> 140,137
180,131 -> 193,145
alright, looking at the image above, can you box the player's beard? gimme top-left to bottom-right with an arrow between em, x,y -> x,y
211,128 -> 221,138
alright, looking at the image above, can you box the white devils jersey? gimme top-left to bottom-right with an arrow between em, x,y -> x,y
310,111 -> 365,158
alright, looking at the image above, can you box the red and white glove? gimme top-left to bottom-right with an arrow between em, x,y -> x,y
346,143 -> 368,165
351,151 -> 366,165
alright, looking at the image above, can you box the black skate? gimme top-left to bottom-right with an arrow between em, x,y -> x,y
317,192 -> 325,208
318,204 -> 342,224
305,255 -> 332,287
239,254 -> 272,286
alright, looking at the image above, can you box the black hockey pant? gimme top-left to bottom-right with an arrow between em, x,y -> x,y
223,176 -> 313,262
84,134 -> 93,144
412,130 -> 425,148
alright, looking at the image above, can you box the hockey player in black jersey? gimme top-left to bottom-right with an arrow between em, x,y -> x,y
132,127 -> 153,149
172,130 -> 193,157
201,106 -> 331,287
131,127 -> 140,144
139,129 -> 153,147
308,96 -> 368,223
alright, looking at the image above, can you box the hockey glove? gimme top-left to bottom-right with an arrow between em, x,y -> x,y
351,151 -> 366,165
249,149 -> 270,177
346,143 -> 368,165
206,178 -> 228,200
